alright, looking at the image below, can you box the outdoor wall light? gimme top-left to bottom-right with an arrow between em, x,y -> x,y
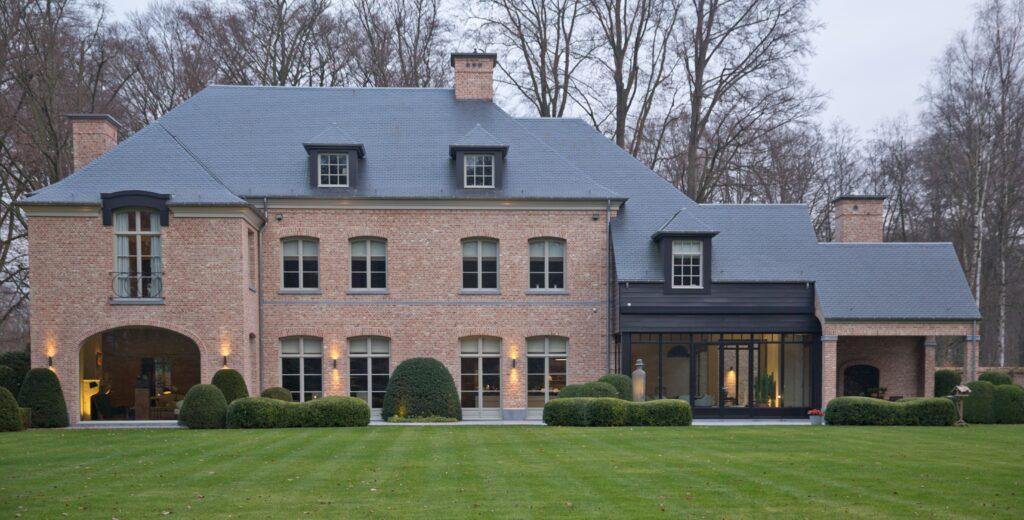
511,358 -> 517,369
332,359 -> 338,369
47,356 -> 53,367
222,355 -> 228,367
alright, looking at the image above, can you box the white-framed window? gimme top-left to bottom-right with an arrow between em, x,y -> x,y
528,238 -> 565,290
462,238 -> 498,290
281,336 -> 323,402
282,238 -> 319,289
460,336 -> 501,409
318,152 -> 349,187
348,336 -> 390,408
526,336 -> 568,408
114,210 -> 162,298
672,240 -> 702,288
351,238 -> 387,289
464,153 -> 494,188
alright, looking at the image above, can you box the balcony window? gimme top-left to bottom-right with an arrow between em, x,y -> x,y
113,210 -> 162,298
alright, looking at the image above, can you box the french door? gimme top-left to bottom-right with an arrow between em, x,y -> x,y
693,341 -> 761,417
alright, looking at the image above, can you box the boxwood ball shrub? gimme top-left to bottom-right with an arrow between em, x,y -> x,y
211,368 -> 249,404
993,384 -> 1024,424
0,365 -> 17,395
631,400 -> 693,426
826,396 -> 956,426
934,369 -> 961,397
260,387 -> 293,402
382,358 -> 461,421
17,368 -> 68,428
963,380 -> 996,424
179,384 -> 227,429
0,387 -> 23,432
979,371 -> 1013,387
0,351 -> 29,398
598,374 -> 633,401
558,381 -> 619,399
226,397 -> 285,428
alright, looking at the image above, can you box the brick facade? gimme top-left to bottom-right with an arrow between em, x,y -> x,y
837,336 -> 924,398
69,116 -> 118,172
833,197 -> 884,243
453,55 -> 495,101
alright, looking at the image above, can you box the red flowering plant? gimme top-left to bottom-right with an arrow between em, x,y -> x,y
807,409 -> 824,416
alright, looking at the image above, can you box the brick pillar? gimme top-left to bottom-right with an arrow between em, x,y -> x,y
923,336 -> 937,397
67,114 -> 119,171
451,53 -> 497,101
964,334 -> 981,382
821,335 -> 838,408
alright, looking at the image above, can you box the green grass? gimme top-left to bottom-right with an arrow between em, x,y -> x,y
1,426 -> 1022,518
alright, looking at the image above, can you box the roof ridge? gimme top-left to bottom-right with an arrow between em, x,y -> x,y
155,122 -> 243,203
818,242 -> 955,247
205,84 -> 453,92
700,202 -> 809,206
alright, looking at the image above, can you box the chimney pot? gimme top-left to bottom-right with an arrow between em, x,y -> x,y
67,113 -> 120,171
832,195 -> 885,242
451,52 -> 497,101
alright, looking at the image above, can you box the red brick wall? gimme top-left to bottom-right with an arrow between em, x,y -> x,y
837,336 -> 924,398
71,119 -> 118,171
833,198 -> 883,243
453,57 -> 494,101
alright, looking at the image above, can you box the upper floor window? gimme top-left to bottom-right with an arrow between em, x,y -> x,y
462,238 -> 498,290
281,336 -> 323,402
529,238 -> 565,290
282,238 -> 319,289
351,238 -> 387,290
113,210 -> 162,299
318,152 -> 349,187
464,153 -> 495,188
672,240 -> 702,288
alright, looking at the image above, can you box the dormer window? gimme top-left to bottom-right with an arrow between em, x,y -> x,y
464,154 -> 495,188
318,152 -> 349,187
671,240 -> 703,289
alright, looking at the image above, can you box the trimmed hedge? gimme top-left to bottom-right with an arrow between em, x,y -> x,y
298,397 -> 370,427
211,369 -> 249,404
897,397 -> 958,426
0,365 -> 17,396
993,384 -> 1024,424
226,396 -> 370,428
543,397 -> 591,426
825,396 -> 955,426
226,397 -> 284,428
934,369 -> 961,397
543,398 -> 692,427
558,381 -> 619,399
0,387 -> 23,432
598,374 -> 633,401
979,371 -> 1013,387
0,351 -> 29,398
178,384 -> 227,429
634,400 -> 693,426
17,368 -> 68,428
260,387 -> 293,402
18,408 -> 31,430
963,381 -> 996,424
382,358 -> 461,421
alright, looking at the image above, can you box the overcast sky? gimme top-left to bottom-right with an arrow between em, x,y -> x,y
103,0 -> 979,135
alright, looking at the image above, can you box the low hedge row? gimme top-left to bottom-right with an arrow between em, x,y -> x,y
0,387 -> 23,432
543,398 -> 692,426
824,396 -> 956,426
979,371 -> 1013,386
226,396 -> 370,428
558,381 -> 619,399
260,387 -> 293,402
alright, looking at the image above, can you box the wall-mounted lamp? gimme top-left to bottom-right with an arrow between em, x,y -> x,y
47,356 -> 53,368
332,359 -> 338,370
511,358 -> 517,369
222,356 -> 228,368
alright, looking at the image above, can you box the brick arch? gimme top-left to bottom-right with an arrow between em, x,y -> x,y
74,320 -> 209,357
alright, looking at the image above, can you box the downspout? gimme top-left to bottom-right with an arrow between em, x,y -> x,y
257,197 -> 268,391
606,199 -> 613,374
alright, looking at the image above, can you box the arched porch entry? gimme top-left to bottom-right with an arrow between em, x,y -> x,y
79,326 -> 201,421
843,364 -> 880,397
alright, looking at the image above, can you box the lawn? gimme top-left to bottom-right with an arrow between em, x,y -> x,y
1,426 -> 1022,518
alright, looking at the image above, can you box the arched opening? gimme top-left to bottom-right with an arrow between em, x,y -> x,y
843,364 -> 880,397
79,326 -> 201,421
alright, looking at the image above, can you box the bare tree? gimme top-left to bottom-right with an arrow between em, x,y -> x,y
866,118 -> 921,242
351,0 -> 452,87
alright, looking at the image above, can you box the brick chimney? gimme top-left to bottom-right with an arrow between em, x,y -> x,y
67,113 -> 120,171
833,195 -> 886,242
451,52 -> 497,101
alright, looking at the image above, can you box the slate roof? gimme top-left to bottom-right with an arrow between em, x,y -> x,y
450,124 -> 508,156
652,208 -> 716,237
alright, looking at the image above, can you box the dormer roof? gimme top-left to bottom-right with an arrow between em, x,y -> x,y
449,124 -> 508,158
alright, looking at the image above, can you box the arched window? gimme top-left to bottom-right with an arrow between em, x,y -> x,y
281,336 -> 323,402
462,238 -> 498,290
350,238 -> 387,290
282,238 -> 319,289
843,364 -> 880,397
349,336 -> 391,408
460,336 -> 501,412
526,336 -> 567,408
528,238 -> 565,290
113,210 -> 162,298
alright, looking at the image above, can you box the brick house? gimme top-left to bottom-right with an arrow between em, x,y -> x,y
21,53 -> 980,423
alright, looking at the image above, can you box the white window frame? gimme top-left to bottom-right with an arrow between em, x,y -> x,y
671,239 -> 703,289
350,238 -> 387,290
113,209 -> 162,299
526,336 -> 568,408
348,336 -> 391,409
281,238 -> 319,290
281,336 -> 323,402
528,238 -> 566,290
459,336 -> 502,410
463,153 -> 495,188
318,152 -> 349,187
462,238 -> 499,290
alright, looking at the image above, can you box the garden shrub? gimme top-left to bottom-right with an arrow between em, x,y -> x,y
17,368 -> 68,428
0,387 -> 23,432
300,397 -> 370,427
543,398 -> 692,427
993,384 -> 1024,424
0,365 -> 17,396
979,371 -> 1013,387
0,351 -> 29,398
260,386 -> 293,402
18,408 -> 31,430
597,374 -> 633,401
827,396 -> 957,426
896,397 -> 956,426
386,415 -> 460,423
963,380 -> 996,424
629,400 -> 693,426
585,398 -> 629,426
558,381 -> 619,399
211,368 -> 249,404
382,358 -> 461,421
227,396 -> 370,428
934,369 -> 961,397
178,384 -> 227,429
543,397 -> 591,426
226,397 -> 285,428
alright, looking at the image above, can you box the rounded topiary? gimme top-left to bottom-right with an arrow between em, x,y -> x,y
17,368 -> 68,428
382,357 -> 461,421
301,396 -> 370,427
211,369 -> 249,404
543,397 -> 591,426
979,371 -> 1013,387
964,380 -> 996,424
632,400 -> 693,426
0,365 -> 17,396
0,351 -> 30,397
993,384 -> 1024,424
598,374 -> 633,401
260,386 -> 293,402
227,397 -> 287,428
558,381 -> 619,399
0,387 -> 24,432
934,369 -> 961,397
178,384 -> 227,429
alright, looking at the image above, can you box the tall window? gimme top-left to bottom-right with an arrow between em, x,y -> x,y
349,336 -> 390,408
114,210 -> 162,298
281,336 -> 323,402
350,238 -> 387,289
527,336 -> 567,408
672,240 -> 702,288
464,154 -> 494,187
528,238 -> 565,290
247,230 -> 257,289
462,239 -> 498,290
318,152 -> 349,187
460,336 -> 501,409
282,238 -> 318,289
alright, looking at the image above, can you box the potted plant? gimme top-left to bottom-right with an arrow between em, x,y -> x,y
808,409 -> 824,425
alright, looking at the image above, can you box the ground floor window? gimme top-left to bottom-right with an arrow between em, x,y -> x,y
460,336 -> 501,409
349,336 -> 390,408
281,336 -> 323,402
527,336 -> 567,408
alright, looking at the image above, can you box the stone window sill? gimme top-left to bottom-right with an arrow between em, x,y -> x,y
460,289 -> 500,295
525,289 -> 569,295
278,288 -> 322,295
347,288 -> 389,295
110,297 -> 165,305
